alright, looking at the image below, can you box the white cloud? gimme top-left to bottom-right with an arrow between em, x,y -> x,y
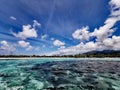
12,20 -> 41,39
102,36 -> 120,50
1,40 -> 9,47
48,0 -> 120,55
112,36 -> 120,50
112,35 -> 120,42
90,0 -> 120,46
72,26 -> 90,41
10,16 -> 16,20
12,25 -> 37,39
50,42 -> 97,55
103,38 -> 113,47
53,40 -> 65,47
109,0 -> 120,9
18,40 -> 30,48
91,27 -> 114,42
0,40 -> 16,55
18,40 -> 32,51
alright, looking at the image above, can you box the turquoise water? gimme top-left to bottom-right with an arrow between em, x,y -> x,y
0,58 -> 120,90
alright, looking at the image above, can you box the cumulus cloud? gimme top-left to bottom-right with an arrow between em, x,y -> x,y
53,40 -> 65,47
102,36 -> 120,50
12,20 -> 40,39
18,40 -> 32,51
0,40 -> 16,55
50,42 -> 97,55
91,16 -> 119,42
18,40 -> 30,48
1,40 -> 9,47
12,25 -> 37,39
109,0 -> 120,9
49,0 -> 120,55
72,26 -> 90,41
103,38 -> 113,47
91,0 -> 120,47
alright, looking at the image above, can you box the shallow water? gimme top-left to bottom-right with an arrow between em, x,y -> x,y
0,58 -> 120,90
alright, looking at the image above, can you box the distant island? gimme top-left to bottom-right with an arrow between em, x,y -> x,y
0,50 -> 120,58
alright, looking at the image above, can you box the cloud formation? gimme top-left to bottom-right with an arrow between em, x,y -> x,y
18,40 -> 30,48
18,40 -> 32,51
72,26 -> 90,41
12,20 -> 40,39
50,0 -> 120,55
0,40 -> 16,55
53,40 -> 65,47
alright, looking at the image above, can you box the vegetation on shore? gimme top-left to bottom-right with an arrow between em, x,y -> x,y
0,50 -> 120,58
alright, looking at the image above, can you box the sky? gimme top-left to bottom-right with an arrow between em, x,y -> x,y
0,0 -> 120,55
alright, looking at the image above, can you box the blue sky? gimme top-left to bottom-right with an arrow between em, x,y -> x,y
0,0 -> 120,55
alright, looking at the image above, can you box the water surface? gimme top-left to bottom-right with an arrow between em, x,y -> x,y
0,58 -> 120,90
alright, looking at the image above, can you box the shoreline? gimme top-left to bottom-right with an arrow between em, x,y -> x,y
0,57 -> 119,61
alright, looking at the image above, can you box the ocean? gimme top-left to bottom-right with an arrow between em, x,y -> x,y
0,58 -> 120,90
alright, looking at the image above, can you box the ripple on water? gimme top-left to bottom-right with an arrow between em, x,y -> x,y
0,58 -> 120,89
